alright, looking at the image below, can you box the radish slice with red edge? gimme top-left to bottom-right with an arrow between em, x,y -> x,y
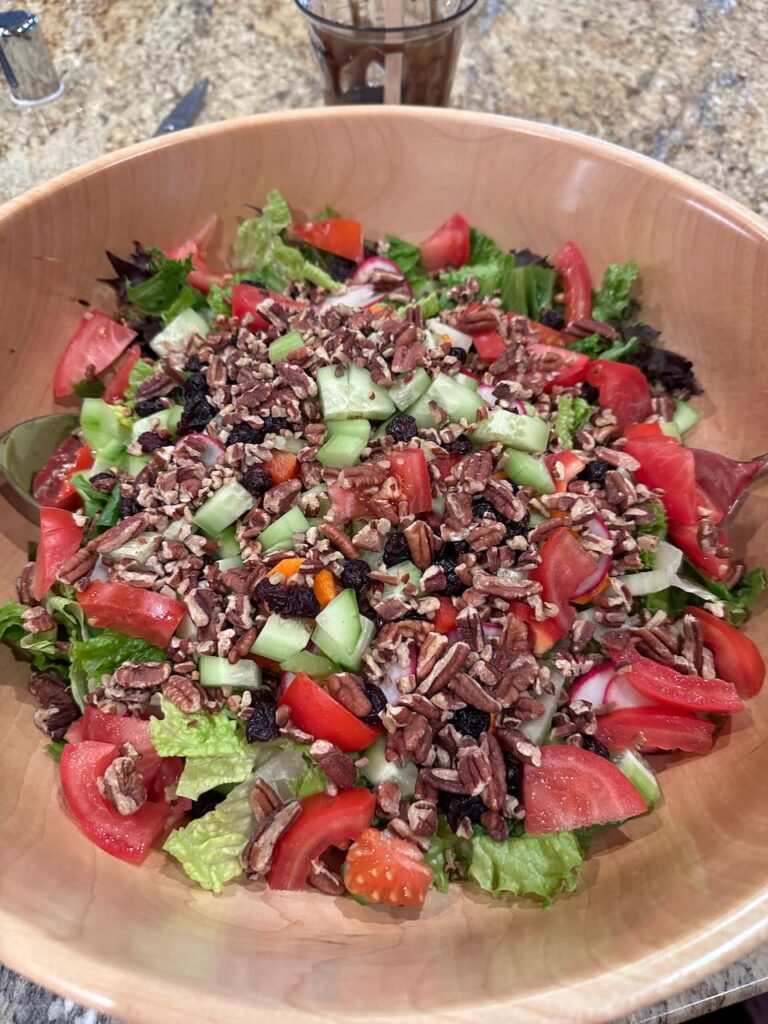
175,433 -> 225,469
478,384 -> 497,407
426,318 -> 473,351
378,654 -> 417,706
605,673 -> 665,710
352,257 -> 411,299
569,662 -> 616,707
572,515 -> 613,598
322,284 -> 379,309
279,671 -> 296,699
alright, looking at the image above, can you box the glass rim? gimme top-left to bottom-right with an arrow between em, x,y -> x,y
293,0 -> 479,35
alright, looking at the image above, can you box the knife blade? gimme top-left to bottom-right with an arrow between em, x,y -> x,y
153,77 -> 210,137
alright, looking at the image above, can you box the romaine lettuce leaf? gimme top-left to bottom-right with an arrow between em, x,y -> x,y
592,260 -> 638,323
69,629 -> 165,707
126,253 -> 202,324
150,697 -> 242,758
554,395 -> 592,449
163,778 -> 254,892
176,743 -> 256,801
468,831 -> 583,904
439,228 -> 511,298
0,600 -> 67,672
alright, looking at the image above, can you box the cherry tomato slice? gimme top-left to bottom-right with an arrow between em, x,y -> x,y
278,672 -> 381,753
530,527 -> 600,635
388,449 -> 432,515
32,435 -> 84,509
434,596 -> 458,635
668,521 -> 735,582
509,601 -> 564,655
525,342 -> 590,392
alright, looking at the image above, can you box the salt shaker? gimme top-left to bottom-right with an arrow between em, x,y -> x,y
0,10 -> 63,106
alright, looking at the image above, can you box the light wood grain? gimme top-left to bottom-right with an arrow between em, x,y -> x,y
0,107 -> 766,1024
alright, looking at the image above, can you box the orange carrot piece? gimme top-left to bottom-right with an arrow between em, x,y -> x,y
313,568 -> 339,608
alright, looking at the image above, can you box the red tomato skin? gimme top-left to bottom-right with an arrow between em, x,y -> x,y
431,454 -> 460,483
624,422 -> 669,440
611,642 -> 743,714
509,601 -> 563,654
434,596 -> 458,635
623,437 -> 700,526
388,449 -> 433,514
267,788 -> 376,890
53,444 -> 94,510
292,219 -> 364,263
53,311 -> 137,399
525,342 -> 589,392
32,435 -> 84,508
164,215 -> 217,261
691,448 -> 765,523
472,330 -> 506,363
530,527 -> 599,635
77,581 -> 186,647
552,241 -> 592,322
60,741 -> 171,864
344,827 -> 432,908
523,744 -> 648,834
586,360 -> 652,431
685,607 -> 765,698
278,673 -> 381,753
76,707 -> 182,797
668,521 -> 734,581
328,483 -> 372,524
103,345 -> 143,405
544,451 -> 587,493
596,707 -> 715,755
267,450 -> 299,485
231,284 -> 270,328
34,507 -> 84,599
420,213 -> 470,274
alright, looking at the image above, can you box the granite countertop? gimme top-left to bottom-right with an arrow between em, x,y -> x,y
1,1 -> 767,1023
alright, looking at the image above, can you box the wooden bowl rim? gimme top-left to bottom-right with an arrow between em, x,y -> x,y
1,105 -> 767,1024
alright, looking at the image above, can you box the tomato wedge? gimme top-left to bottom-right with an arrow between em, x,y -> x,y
267,788 -> 376,890
530,527 -> 600,635
668,520 -> 735,582
609,641 -> 743,714
34,507 -> 84,599
165,216 -> 228,294
292,219 -> 364,263
32,435 -> 84,509
420,213 -> 470,274
685,607 -> 765,698
53,310 -> 137,399
472,329 -> 506,363
60,740 -> 172,864
344,828 -> 433,907
623,437 -> 700,526
624,422 -> 671,441
77,581 -> 186,647
434,596 -> 458,635
509,601 -> 563,655
585,360 -> 652,431
388,449 -> 433,515
596,707 -> 715,755
552,241 -> 592,323
523,744 -> 648,834
328,483 -> 374,524
103,344 -> 144,405
525,342 -> 590,392
278,672 -> 381,752
231,283 -> 271,329
544,450 -> 587,493
164,215 -> 217,261
52,443 -> 94,510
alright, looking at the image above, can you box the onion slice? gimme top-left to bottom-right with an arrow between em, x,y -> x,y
605,674 -> 665,710
426,318 -> 473,352
322,283 -> 379,309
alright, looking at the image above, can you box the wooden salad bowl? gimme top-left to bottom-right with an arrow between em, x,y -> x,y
0,107 -> 766,1024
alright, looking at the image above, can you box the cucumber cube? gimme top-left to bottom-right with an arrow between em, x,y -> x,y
279,650 -> 337,679
216,525 -> 241,560
612,749 -> 661,808
107,532 -> 159,565
192,480 -> 254,535
257,506 -> 309,552
382,560 -> 423,600
252,613 -> 312,662
268,329 -> 305,364
347,365 -> 396,420
317,364 -> 351,420
317,421 -> 371,468
150,308 -> 209,358
406,372 -> 484,428
504,449 -> 555,493
315,588 -> 361,649
80,398 -> 131,450
673,398 -> 700,435
199,655 -> 261,690
390,368 -> 431,411
217,555 -> 243,571
361,736 -> 417,795
312,615 -> 374,672
455,373 -> 479,391
126,454 -> 150,477
131,405 -> 183,443
326,420 -> 372,441
472,407 -> 550,453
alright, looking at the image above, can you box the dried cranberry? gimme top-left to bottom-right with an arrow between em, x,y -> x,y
120,496 -> 142,518
540,309 -> 566,330
186,789 -> 227,820
178,394 -> 216,436
328,256 -> 357,282
439,540 -> 470,559
449,347 -> 467,363
184,354 -> 202,372
433,558 -> 464,596
581,734 -> 611,759
134,397 -> 165,419
503,751 -> 523,799
471,497 -> 497,520
340,558 -> 371,593
505,512 -> 530,540
255,578 -> 320,618
444,434 -> 472,456
242,466 -> 272,496
89,471 -> 117,493
451,707 -> 490,740
386,414 -> 418,443
382,529 -> 409,567
138,431 -> 168,453
359,601 -> 384,631
577,458 -> 611,486
184,371 -> 208,398
360,682 -> 387,726
227,422 -> 262,446
245,699 -> 278,742
580,381 -> 600,404
440,793 -> 486,834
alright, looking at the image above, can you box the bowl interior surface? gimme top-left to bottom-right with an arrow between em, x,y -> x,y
0,107 -> 767,1024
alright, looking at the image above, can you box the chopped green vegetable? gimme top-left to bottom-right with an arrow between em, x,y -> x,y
569,332 -> 639,362
123,359 -> 156,405
385,235 -> 429,295
0,600 -> 67,672
637,502 -> 668,540
176,744 -> 256,801
150,697 -> 243,758
685,565 -> 766,625
127,253 -> 203,324
592,260 -> 638,323
69,475 -> 122,526
439,228 -> 511,298
468,831 -> 583,904
554,395 -> 592,449
642,587 -> 689,618
70,629 -> 165,708
46,740 -> 66,761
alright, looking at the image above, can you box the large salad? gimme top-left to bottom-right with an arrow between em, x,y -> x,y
2,191 -> 765,908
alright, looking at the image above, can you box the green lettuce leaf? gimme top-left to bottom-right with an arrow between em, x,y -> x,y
207,281 -> 233,316
638,502 -> 668,539
684,565 -> 766,625
176,744 -> 256,801
554,395 -> 592,449
569,332 -> 640,362
385,235 -> 426,281
124,359 -> 156,405
150,697 -> 242,758
163,778 -> 254,892
46,740 -> 66,761
263,189 -> 292,232
592,260 -> 639,323
69,474 -> 122,529
291,759 -> 326,799
70,629 -> 164,708
439,228 -> 511,299
468,831 -> 583,904
642,587 -> 689,618
126,253 -> 202,324
0,600 -> 67,671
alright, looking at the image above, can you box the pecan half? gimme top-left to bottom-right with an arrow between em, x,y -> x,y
113,661 -> 172,690
243,801 -> 302,878
57,548 -> 97,585
326,672 -> 372,717
263,479 -> 302,516
415,631 -> 448,681
320,523 -> 359,560
472,573 -> 542,600
21,606 -> 55,634
98,756 -> 147,816
455,305 -> 499,335
161,675 -> 204,713
456,743 -> 492,796
310,739 -> 357,791
450,672 -> 502,713
249,779 -> 282,823
91,513 -> 148,553
418,641 -> 471,696
403,519 -> 437,569
480,731 -> 507,812
496,726 -> 542,766
308,858 -> 344,895
375,780 -> 404,820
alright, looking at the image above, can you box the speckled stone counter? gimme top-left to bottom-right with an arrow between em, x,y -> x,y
1,1 -> 768,1022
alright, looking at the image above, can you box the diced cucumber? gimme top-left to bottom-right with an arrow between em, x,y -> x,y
472,407 -> 550,453
660,420 -> 682,441
126,454 -> 150,477
504,449 -> 555,493
361,736 -> 417,796
347,365 -> 397,421
390,367 -> 431,411
80,398 -> 130,450
217,555 -> 243,571
271,435 -> 304,454
163,520 -> 186,541
382,560 -> 423,600
192,480 -> 254,535
518,669 -> 566,745
257,506 -> 309,552
92,438 -> 127,470
612,749 -> 661,808
317,422 -> 371,468
529,508 -> 547,527
199,655 -> 261,690
315,588 -> 361,649
432,493 -> 446,517
406,372 -> 484,428
215,525 -> 241,560
149,308 -> 209,358
673,398 -> 700,436
456,373 -> 479,391
107,532 -> 159,564
326,420 -> 372,441
130,405 -> 183,443
280,650 -> 337,679
301,484 -> 330,516
251,613 -> 312,662
316,365 -> 350,420
268,329 -> 304,364
312,615 -> 374,672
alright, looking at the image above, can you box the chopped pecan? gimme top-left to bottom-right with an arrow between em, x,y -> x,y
467,521 -> 507,551
444,491 -> 473,527
339,462 -> 389,489
406,799 -> 438,838
184,587 -> 220,628
472,573 -> 542,600
57,548 -> 97,585
457,451 -> 493,491
263,479 -> 302,517
403,519 -> 437,569
420,767 -> 466,794
326,672 -> 372,717
450,672 -> 502,712
480,810 -> 508,841
415,632 -> 448,681
135,370 -> 175,401
243,800 -> 302,878
376,620 -> 433,646
308,858 -> 344,895
455,606 -> 484,650
310,739 -> 357,791
91,513 -> 148,553
480,731 -> 507,812
375,780 -> 404,819
496,726 -> 542,766
418,641 -> 471,696
21,606 -> 55,634
455,304 -> 499,335
420,564 -> 447,594
113,661 -> 171,690
401,712 -> 434,762
249,779 -> 282,822
98,755 -> 147,816
16,563 -> 36,604
320,523 -> 359,560
485,478 -> 528,521
456,743 -> 492,796
399,692 -> 443,721
161,675 -> 204,713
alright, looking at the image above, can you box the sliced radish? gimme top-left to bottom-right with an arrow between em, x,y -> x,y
478,384 -> 498,407
482,622 -> 503,639
569,662 -> 616,707
352,256 -> 408,290
175,433 -> 225,469
605,673 -> 665,710
572,515 -> 613,598
379,654 -> 417,706
426,318 -> 473,352
279,671 -> 296,699
322,283 -> 379,309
